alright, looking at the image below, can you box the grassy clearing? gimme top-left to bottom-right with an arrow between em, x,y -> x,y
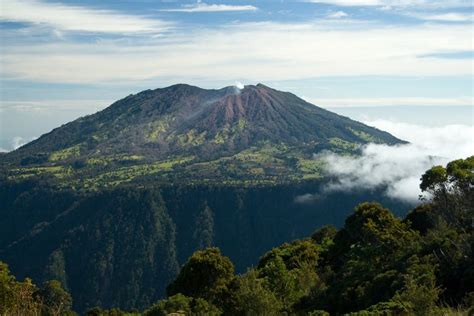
49,145 -> 81,162
86,155 -> 144,167
348,127 -> 381,143
297,158 -> 325,180
329,138 -> 360,151
177,129 -> 207,146
8,165 -> 73,180
147,117 -> 172,141
80,156 -> 195,188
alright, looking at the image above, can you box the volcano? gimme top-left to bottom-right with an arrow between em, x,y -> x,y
0,84 -> 409,312
2,83 -> 403,187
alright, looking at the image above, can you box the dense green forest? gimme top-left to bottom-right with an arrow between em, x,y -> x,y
0,177 -> 408,313
2,156 -> 472,315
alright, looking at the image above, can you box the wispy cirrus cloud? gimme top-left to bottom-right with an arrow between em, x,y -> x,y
419,50 -> 473,59
0,0 -> 171,33
161,1 -> 257,13
327,11 -> 348,18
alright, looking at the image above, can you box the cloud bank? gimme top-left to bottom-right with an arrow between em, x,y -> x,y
313,97 -> 474,108
1,21 -> 471,84
318,120 -> 474,202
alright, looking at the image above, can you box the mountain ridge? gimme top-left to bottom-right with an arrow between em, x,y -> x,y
1,83 -> 404,188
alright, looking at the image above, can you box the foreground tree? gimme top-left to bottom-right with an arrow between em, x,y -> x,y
144,293 -> 220,316
416,156 -> 474,303
224,269 -> 281,316
38,280 -> 73,316
0,262 -> 40,315
166,247 -> 234,304
420,156 -> 474,228
0,261 -> 75,315
86,307 -> 140,316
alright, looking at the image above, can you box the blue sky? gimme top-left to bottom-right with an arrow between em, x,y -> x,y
0,0 -> 473,150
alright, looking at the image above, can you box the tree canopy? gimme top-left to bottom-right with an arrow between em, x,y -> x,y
2,156 -> 473,315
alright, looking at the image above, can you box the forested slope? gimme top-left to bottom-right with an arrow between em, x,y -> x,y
0,178 -> 410,312
1,156 -> 472,315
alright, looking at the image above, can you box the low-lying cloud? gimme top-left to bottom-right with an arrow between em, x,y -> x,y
318,120 -> 474,202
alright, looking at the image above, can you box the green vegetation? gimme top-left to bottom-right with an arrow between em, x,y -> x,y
144,293 -> 220,316
132,156 -> 472,315
147,116 -> 172,141
49,145 -> 81,162
77,156 -> 195,189
167,248 -> 234,303
348,127 -> 382,143
86,155 -> 144,167
237,118 -> 246,130
329,137 -> 360,151
8,165 -> 73,180
1,156 -> 472,315
0,262 -> 75,316
176,130 -> 207,146
6,145 -> 324,188
297,158 -> 325,179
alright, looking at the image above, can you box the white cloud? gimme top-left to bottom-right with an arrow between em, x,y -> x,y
412,12 -> 474,22
319,120 -> 474,202
0,21 -> 471,83
363,120 -> 474,156
0,0 -> 171,33
0,137 -> 38,152
0,100 -> 111,112
161,1 -> 257,12
11,136 -> 36,150
311,97 -> 474,107
327,11 -> 348,18
235,81 -> 245,89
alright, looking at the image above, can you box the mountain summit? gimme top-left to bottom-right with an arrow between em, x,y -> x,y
3,84 -> 403,187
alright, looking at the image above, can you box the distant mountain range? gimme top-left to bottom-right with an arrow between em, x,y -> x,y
2,83 -> 403,188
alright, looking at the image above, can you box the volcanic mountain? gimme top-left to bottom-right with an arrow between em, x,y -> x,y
0,84 -> 410,312
3,83 -> 402,187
